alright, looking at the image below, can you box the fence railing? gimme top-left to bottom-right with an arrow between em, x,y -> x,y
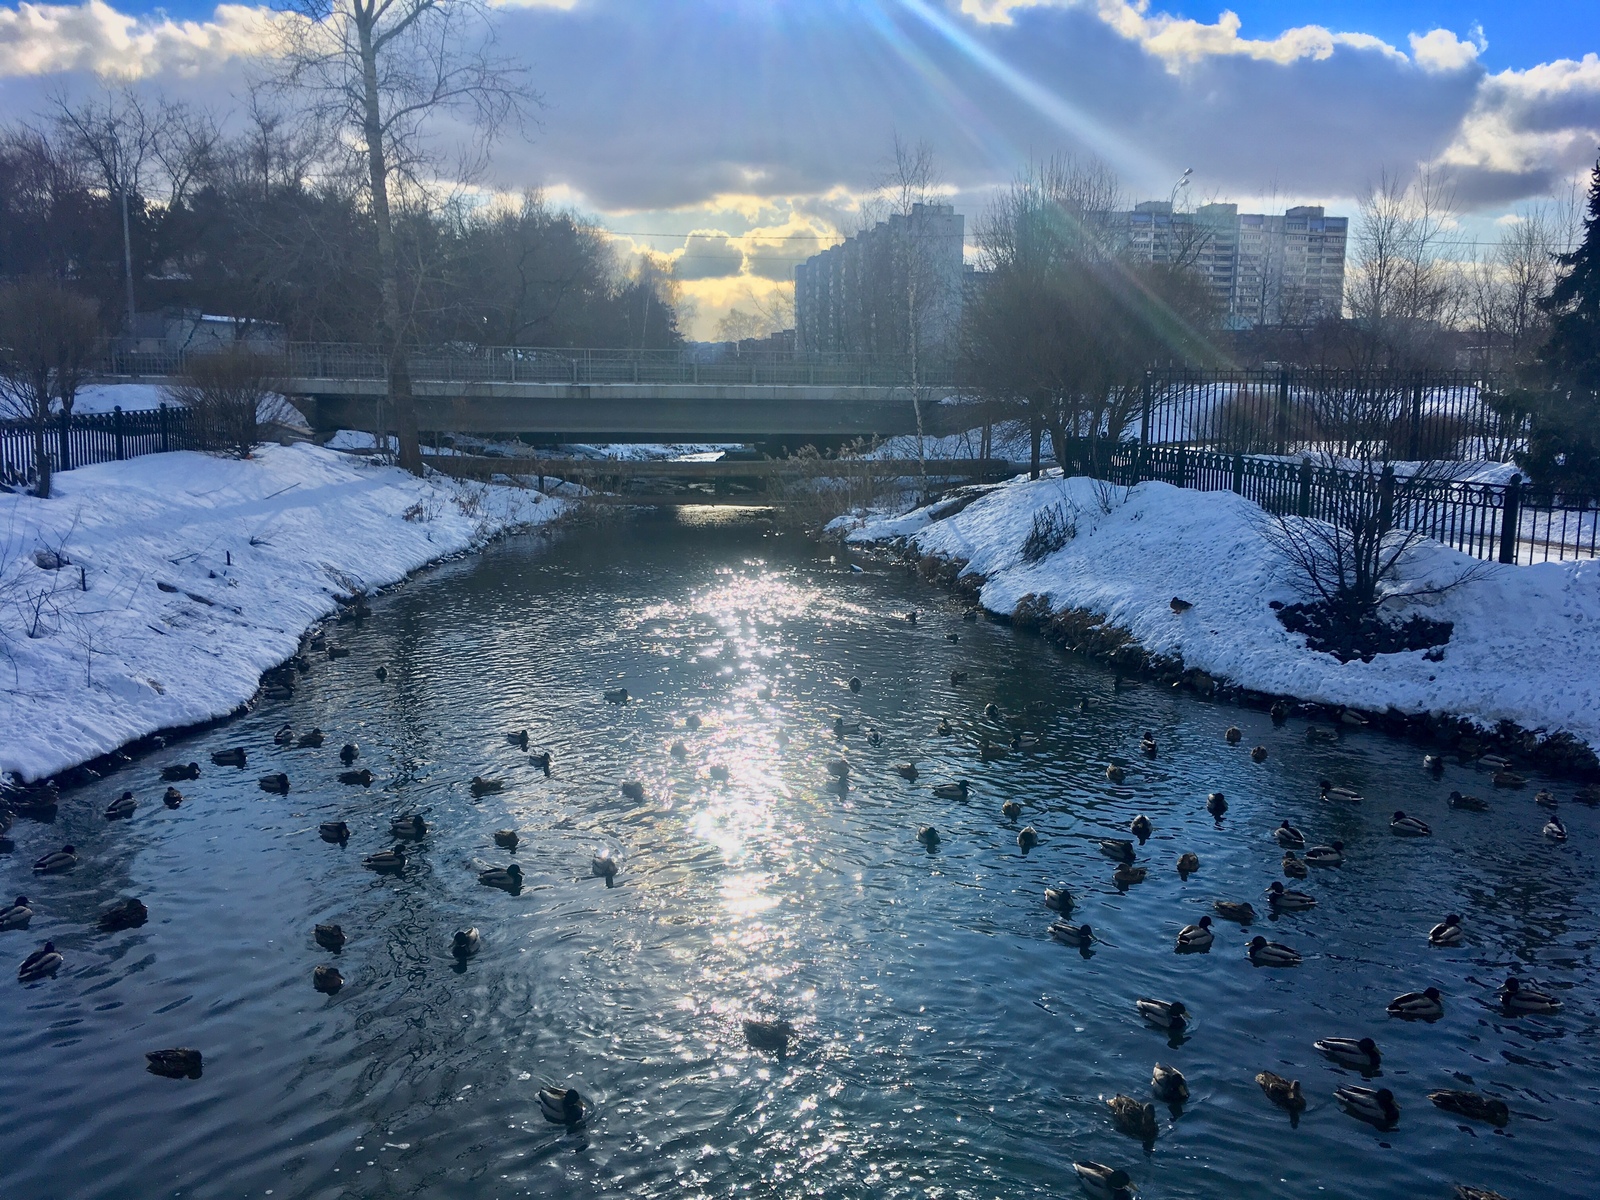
1,406 -> 195,488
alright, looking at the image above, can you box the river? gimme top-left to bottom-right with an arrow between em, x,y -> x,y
1,509 -> 1593,1199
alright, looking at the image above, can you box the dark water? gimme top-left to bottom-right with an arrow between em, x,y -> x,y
2,510 -> 1595,1200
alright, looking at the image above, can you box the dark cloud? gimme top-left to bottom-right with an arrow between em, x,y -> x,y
670,233 -> 745,281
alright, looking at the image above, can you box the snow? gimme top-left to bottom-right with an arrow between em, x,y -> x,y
69,384 -> 168,415
834,472 -> 1600,752
0,444 -> 566,783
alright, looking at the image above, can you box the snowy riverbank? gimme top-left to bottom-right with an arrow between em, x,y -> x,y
1,444 -> 566,783
831,472 -> 1600,762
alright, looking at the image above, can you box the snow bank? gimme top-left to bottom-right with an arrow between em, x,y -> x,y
835,473 -> 1600,752
0,444 -> 566,782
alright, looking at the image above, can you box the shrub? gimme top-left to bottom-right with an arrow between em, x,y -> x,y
1022,501 -> 1076,562
164,347 -> 284,460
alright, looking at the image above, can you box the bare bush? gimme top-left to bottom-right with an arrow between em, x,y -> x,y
1022,501 -> 1076,562
163,348 -> 284,459
0,279 -> 101,498
1200,388 -> 1319,454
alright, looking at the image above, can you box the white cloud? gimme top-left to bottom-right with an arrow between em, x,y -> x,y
1433,53 -> 1600,190
0,1 -> 289,78
1408,27 -> 1484,75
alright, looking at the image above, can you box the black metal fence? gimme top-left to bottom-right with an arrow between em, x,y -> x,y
0,405 -> 195,488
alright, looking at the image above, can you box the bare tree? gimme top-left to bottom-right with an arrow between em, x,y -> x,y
0,279 -> 102,498
274,0 -> 533,473
163,346 -> 284,459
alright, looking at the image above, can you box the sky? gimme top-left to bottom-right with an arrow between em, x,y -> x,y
1,0 -> 1598,337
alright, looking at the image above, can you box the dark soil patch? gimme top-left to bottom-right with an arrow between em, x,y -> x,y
1274,600 -> 1452,663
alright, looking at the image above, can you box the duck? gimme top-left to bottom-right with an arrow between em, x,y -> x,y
211,747 -> 247,768
1105,763 -> 1126,784
1044,884 -> 1073,913
1170,596 -> 1193,613
258,773 -> 290,794
362,844 -> 406,874
826,759 -> 852,782
1492,769 -> 1526,789
1273,820 -> 1305,848
1151,1063 -> 1188,1104
105,791 -> 137,820
848,676 -> 862,694
18,941 -> 62,981
494,829 -> 519,850
685,714 -> 702,731
1319,780 -> 1362,804
1270,701 -> 1290,724
1424,753 -> 1445,774
451,928 -> 481,959
1140,732 -> 1158,757
1535,788 -> 1557,808
1205,792 -> 1227,818
479,862 -> 524,891
1001,799 -> 1023,819
1429,914 -> 1465,946
161,762 -> 200,781
1266,881 -> 1316,910
1017,826 -> 1039,852
296,729 -> 324,749
1306,726 -> 1339,744
708,765 -> 731,783
621,781 -> 645,802
470,776 -> 505,797
916,826 -> 941,850
1281,851 -> 1308,879
946,632 -> 959,643
0,896 -> 33,930
984,703 -> 1000,720
340,743 -> 361,764
978,735 -> 1007,761
1072,1161 -> 1134,1200
1498,977 -> 1562,1014
931,780 -> 969,801
1107,1094 -> 1158,1140
1175,916 -> 1214,952
530,750 -> 552,777
1176,851 -> 1200,876
539,1086 -> 588,1127
145,1048 -> 203,1079
1304,840 -> 1344,867
936,717 -> 953,736
390,813 -> 426,839
905,610 -> 919,626
1136,998 -> 1188,1031
1050,921 -> 1094,947
314,923 -> 345,952
895,763 -> 919,781
866,728 -> 882,747
1448,790 -> 1489,812
669,742 -> 687,760
1225,726 -> 1242,744
1315,1036 -> 1381,1070
1387,986 -> 1444,1020
1335,1085 -> 1399,1127
1112,863 -> 1147,887
1429,1089 -> 1509,1127
1099,838 -> 1136,862
319,821 -> 351,844
506,730 -> 529,751
1454,1189 -> 1509,1200
592,854 -> 618,886
98,898 -> 148,932
339,768 -> 374,787
1009,732 -> 1040,752
326,645 -> 350,660
1248,936 -> 1301,966
1256,1071 -> 1305,1112
833,717 -> 861,737
949,670 -> 968,685
1213,900 -> 1255,923
604,687 -> 629,704
1543,815 -> 1568,842
1130,814 -> 1152,841
1391,810 -> 1431,836
32,845 -> 76,874
163,786 -> 185,808
273,724 -> 294,746
1251,745 -> 1269,763
743,1017 -> 796,1053
313,964 -> 343,995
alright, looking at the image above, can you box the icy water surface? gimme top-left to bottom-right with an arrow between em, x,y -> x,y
1,509 -> 1595,1200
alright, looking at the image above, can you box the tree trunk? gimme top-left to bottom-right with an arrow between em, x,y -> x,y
357,17 -> 423,475
1029,412 -> 1042,481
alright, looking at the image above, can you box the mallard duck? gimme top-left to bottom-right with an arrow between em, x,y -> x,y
1448,790 -> 1489,812
1305,840 -> 1344,866
530,750 -> 552,776
1535,788 -> 1557,808
452,928 -> 481,958
1388,986 -> 1443,1020
1492,769 -> 1526,789
479,862 -> 523,891
1136,998 -> 1188,1031
669,741 -> 687,759
98,898 -> 148,932
621,781 -> 645,802
1099,838 -> 1135,862
1270,701 -> 1289,724
161,762 -> 200,781
32,845 -> 76,874
494,829 -> 519,850
936,717 -> 953,735
506,730 -> 529,751
684,714 -> 702,731
1256,1071 -> 1305,1112
1315,1036 -> 1381,1070
905,610 -> 919,625
743,1017 -> 796,1053
826,759 -> 852,781
1424,753 -> 1445,774
984,703 -> 1000,720
1130,814 -> 1152,841
895,763 -> 919,781
868,728 -> 885,748
1454,1189 -> 1509,1200
258,773 -> 290,794
340,743 -> 361,764
315,923 -> 345,951
916,826 -> 941,850
1281,851 -> 1308,879
1319,780 -> 1362,804
163,786 -> 185,808
708,765 -> 731,783
470,776 -> 505,797
1176,916 -> 1214,952
1429,914 -> 1464,946
319,821 -> 350,843
1050,921 -> 1094,947
1001,799 -> 1022,819
362,844 -> 406,874
1108,1094 -> 1158,1140
946,632 -> 959,643
1106,763 -> 1127,784
603,687 -> 629,704
1335,1085 -> 1399,1127
390,813 -> 426,839
1251,745 -> 1269,762
1214,900 -> 1255,923
18,941 -> 62,981
1113,862 -> 1146,887
1265,881 -> 1315,911
979,735 -> 1008,761
1170,596 -> 1193,613
1225,726 -> 1242,744
1044,884 -> 1073,913
1205,792 -> 1227,818
1176,851 -> 1200,876
1140,732 -> 1158,757
296,729 -> 324,749
1072,1160 -> 1133,1200
273,724 -> 294,746
1498,977 -> 1562,1014
1391,810 -> 1431,836
1151,1063 -> 1188,1104
1306,726 -> 1339,744
592,854 -> 618,886
950,670 -> 968,685
0,896 -> 33,930
313,964 -> 343,994
146,1047 -> 203,1078
339,768 -> 374,787
326,645 -> 351,660
1543,815 -> 1568,842
833,717 -> 862,737
1248,936 -> 1301,966
1010,731 -> 1041,751
211,747 -> 247,768
1273,820 -> 1305,848
931,780 -> 969,801
1429,1089 -> 1509,1127
105,791 -> 137,820
539,1086 -> 588,1126
1018,826 -> 1039,852
848,676 -> 863,694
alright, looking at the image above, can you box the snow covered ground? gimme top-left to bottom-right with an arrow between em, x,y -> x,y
0,444 -> 566,783
833,472 -> 1600,753
69,383 -> 168,415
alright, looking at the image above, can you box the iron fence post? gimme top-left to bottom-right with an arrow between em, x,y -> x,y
1498,473 -> 1522,565
1378,463 -> 1396,533
58,410 -> 72,472
159,402 -> 170,452
1175,446 -> 1188,489
1275,368 -> 1291,456
1408,382 -> 1424,460
1297,460 -> 1313,516
1139,375 -> 1152,447
1231,452 -> 1243,494
114,405 -> 125,460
